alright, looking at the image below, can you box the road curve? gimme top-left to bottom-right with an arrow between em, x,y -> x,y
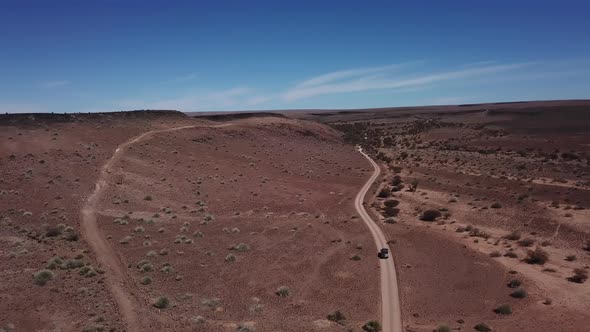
81,124 -> 230,331
354,147 -> 402,332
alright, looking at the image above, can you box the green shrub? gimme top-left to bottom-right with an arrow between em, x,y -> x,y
144,195 -> 153,201
510,288 -> 527,298
420,210 -> 441,222
275,286 -> 290,297
140,263 -> 154,273
140,276 -> 152,285
377,188 -> 391,198
435,325 -> 451,332
568,268 -> 588,283
565,255 -> 577,261
45,226 -> 61,237
525,247 -> 549,265
384,207 -> 400,217
63,259 -> 84,269
504,251 -> 518,258
233,243 -> 250,252
391,175 -> 402,186
65,232 -> 79,241
350,254 -> 361,261
518,238 -> 535,247
46,256 -> 63,270
225,254 -> 237,262
490,202 -> 502,209
362,320 -> 382,331
153,296 -> 169,309
33,269 -> 54,286
384,199 -> 400,208
504,230 -> 521,241
327,310 -> 346,324
474,323 -> 492,332
494,304 -> 512,315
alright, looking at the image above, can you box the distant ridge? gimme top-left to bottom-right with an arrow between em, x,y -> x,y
0,110 -> 186,126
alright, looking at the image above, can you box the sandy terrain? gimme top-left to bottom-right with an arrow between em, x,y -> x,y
1,99 -> 589,332
0,111 -> 381,331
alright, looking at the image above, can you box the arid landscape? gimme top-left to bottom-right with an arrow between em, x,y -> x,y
1,100 -> 589,332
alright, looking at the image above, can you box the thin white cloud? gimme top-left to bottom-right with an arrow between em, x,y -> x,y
40,80 -> 69,88
283,62 -> 536,101
296,62 -> 418,88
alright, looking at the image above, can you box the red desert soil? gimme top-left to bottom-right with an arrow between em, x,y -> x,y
2,100 -> 589,332
313,100 -> 590,331
1,111 -> 381,331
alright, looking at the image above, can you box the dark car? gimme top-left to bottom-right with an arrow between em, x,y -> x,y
378,248 -> 389,259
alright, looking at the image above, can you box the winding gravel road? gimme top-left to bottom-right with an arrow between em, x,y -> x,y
355,147 -> 402,332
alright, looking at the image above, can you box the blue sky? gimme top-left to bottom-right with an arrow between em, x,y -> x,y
1,0 -> 589,113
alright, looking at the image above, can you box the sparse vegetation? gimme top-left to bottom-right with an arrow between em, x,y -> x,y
327,310 -> 346,324
362,320 -> 382,332
504,230 -> 521,241
525,247 -> 549,265
504,251 -> 518,258
435,325 -> 451,332
384,199 -> 400,207
568,268 -> 588,283
420,209 -> 441,222
474,323 -> 492,332
153,296 -> 169,309
144,195 -> 153,201
490,202 -> 502,209
565,255 -> 577,262
507,279 -> 521,288
233,243 -> 250,252
494,304 -> 512,315
33,269 -> 54,286
377,188 -> 391,198
275,286 -> 290,297
518,238 -> 535,247
225,254 -> 237,262
489,251 -> 501,258
510,288 -> 527,299
140,276 -> 152,285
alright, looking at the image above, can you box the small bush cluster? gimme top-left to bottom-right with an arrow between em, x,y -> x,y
33,269 -> 54,286
494,304 -> 512,315
153,296 -> 169,309
568,268 -> 588,283
362,320 -> 382,332
327,310 -> 346,324
525,247 -> 549,265
474,323 -> 492,332
504,230 -> 521,241
510,288 -> 527,299
275,286 -> 290,297
420,210 -> 441,222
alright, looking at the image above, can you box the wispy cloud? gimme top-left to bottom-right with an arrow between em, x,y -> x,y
115,59 -> 583,112
296,62 -> 418,88
283,62 -> 536,101
40,80 -> 69,88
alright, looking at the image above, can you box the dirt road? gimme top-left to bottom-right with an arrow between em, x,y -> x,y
355,147 -> 402,332
80,124 -> 229,331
